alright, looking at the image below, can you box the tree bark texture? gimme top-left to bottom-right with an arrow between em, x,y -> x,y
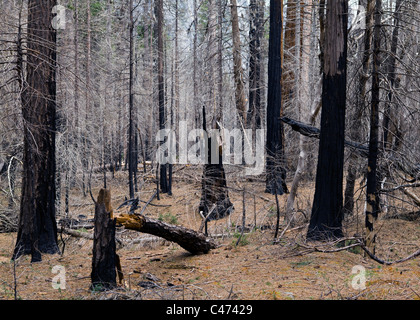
382,0 -> 402,150
13,0 -> 59,262
199,108 -> 233,221
230,0 -> 247,124
285,0 -> 313,225
128,0 -> 136,199
266,0 -> 288,195
91,189 -> 117,290
116,214 -> 218,255
156,0 -> 168,194
282,0 -> 297,108
307,0 -> 348,241
365,0 -> 382,253
343,0 -> 375,216
248,0 -> 264,132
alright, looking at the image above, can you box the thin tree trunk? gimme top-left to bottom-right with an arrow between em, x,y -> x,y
282,0 -> 298,108
217,0 -> 223,119
72,0 -> 79,190
193,0 -> 199,129
82,0 -> 92,198
365,0 -> 382,253
156,0 -> 168,194
343,0 -> 375,216
285,0 -> 313,225
382,0 -> 402,150
128,0 -> 135,198
248,0 -> 264,132
230,0 -> 247,124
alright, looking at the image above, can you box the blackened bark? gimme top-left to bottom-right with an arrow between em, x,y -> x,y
91,190 -> 117,290
127,0 -> 137,199
13,0 -> 59,262
157,0 -> 168,194
117,213 -> 218,254
266,0 -> 288,195
248,0 -> 263,131
199,107 -> 233,221
230,0 -> 247,124
307,0 -> 348,241
365,0 -> 382,253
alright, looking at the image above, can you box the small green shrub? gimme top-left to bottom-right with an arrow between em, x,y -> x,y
158,212 -> 178,225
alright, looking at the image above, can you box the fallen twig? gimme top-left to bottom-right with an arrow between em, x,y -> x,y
139,190 -> 158,215
297,236 -> 420,265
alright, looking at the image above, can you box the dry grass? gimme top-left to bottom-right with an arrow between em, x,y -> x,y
0,166 -> 419,300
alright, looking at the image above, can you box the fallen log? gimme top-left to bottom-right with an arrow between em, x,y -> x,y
116,213 -> 218,254
62,227 -> 94,240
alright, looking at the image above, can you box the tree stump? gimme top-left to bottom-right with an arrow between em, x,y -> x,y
90,189 -> 117,290
198,107 -> 234,221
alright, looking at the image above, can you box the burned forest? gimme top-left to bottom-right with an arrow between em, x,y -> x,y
0,0 -> 419,302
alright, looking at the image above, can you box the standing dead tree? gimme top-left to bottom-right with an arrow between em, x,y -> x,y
344,0 -> 375,217
364,0 -> 382,254
13,0 -> 60,263
91,189 -> 123,290
91,190 -> 117,290
265,0 -> 288,195
198,107 -> 234,221
230,0 -> 247,124
306,0 -> 349,241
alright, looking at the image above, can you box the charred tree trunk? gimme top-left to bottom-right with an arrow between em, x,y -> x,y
199,107 -> 233,221
13,0 -> 59,262
156,0 -> 168,194
248,0 -> 264,132
117,213 -> 218,255
91,189 -> 117,290
128,0 -> 135,199
307,0 -> 348,241
365,0 -> 382,253
82,0 -> 92,198
266,0 -> 288,195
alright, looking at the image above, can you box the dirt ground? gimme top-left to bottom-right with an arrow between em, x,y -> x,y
0,168 -> 419,300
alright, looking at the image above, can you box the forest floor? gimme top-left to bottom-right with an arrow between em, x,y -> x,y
0,167 -> 419,300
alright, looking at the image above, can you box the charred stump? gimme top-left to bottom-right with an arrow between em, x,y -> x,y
90,189 -> 117,290
199,162 -> 234,221
198,107 -> 233,221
